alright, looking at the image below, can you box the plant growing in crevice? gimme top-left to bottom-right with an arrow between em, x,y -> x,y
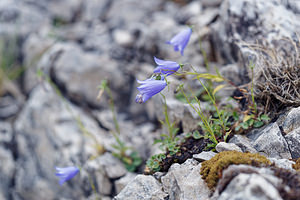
146,94 -> 181,172
98,80 -> 142,172
139,27 -> 272,174
154,94 -> 180,155
233,61 -> 270,133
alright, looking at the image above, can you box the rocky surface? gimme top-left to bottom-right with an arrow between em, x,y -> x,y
0,0 -> 300,199
213,165 -> 284,200
114,175 -> 167,200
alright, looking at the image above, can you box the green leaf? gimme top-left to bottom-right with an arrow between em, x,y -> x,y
233,111 -> 239,121
235,125 -> 241,132
202,94 -> 211,101
248,118 -> 254,126
192,130 -> 203,139
206,142 -> 217,148
260,114 -> 270,122
185,132 -> 192,138
241,122 -> 249,129
253,121 -> 264,128
153,139 -> 162,145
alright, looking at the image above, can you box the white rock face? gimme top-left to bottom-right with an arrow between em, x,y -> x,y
114,175 -> 167,200
247,123 -> 291,159
216,142 -> 242,153
14,85 -> 110,200
193,151 -> 217,162
115,173 -> 137,194
218,173 -> 283,200
161,159 -> 211,200
213,0 -> 300,64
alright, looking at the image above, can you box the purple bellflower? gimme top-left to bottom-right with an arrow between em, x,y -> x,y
135,78 -> 167,103
153,57 -> 180,75
167,27 -> 192,56
55,166 -> 79,185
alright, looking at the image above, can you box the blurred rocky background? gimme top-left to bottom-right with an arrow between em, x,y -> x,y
0,0 -> 300,200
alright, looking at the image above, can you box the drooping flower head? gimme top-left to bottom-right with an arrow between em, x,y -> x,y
135,78 -> 167,104
167,27 -> 192,56
153,57 -> 180,75
55,166 -> 79,185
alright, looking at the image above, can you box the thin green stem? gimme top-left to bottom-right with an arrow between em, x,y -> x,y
180,87 -> 218,144
88,174 -> 101,200
249,61 -> 257,114
161,94 -> 173,140
105,86 -> 120,135
189,65 -> 226,133
198,37 -> 213,92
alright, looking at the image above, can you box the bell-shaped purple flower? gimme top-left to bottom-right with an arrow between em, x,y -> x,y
55,166 -> 79,185
153,57 -> 180,75
135,78 -> 167,103
167,28 -> 192,56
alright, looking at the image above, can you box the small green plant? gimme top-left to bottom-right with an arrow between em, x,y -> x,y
154,94 -> 180,154
233,61 -> 270,132
98,80 -> 142,172
175,61 -> 271,149
185,130 -> 203,140
146,153 -> 166,173
146,94 -> 181,172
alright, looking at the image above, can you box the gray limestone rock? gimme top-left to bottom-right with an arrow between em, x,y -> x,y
229,135 -> 257,153
161,159 -> 211,200
96,153 -> 127,179
37,0 -> 82,23
247,123 -> 291,159
0,147 -> 15,200
115,173 -> 137,195
216,142 -> 242,153
0,121 -> 13,143
106,0 -> 163,28
13,84 -> 109,200
285,127 -> 300,159
193,151 -> 217,162
83,157 -> 113,195
114,175 -> 167,200
213,0 -> 300,65
214,164 -> 300,200
22,33 -> 55,94
0,0 -> 50,37
81,0 -> 112,22
212,165 -> 289,200
38,42 -> 129,108
112,29 -> 135,48
217,173 -> 283,200
268,158 -> 295,170
281,106 -> 300,134
201,0 -> 223,8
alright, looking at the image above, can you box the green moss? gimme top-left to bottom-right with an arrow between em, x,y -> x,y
200,151 -> 271,189
292,158 -> 300,171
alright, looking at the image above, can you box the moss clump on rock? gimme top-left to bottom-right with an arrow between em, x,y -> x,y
200,151 -> 271,189
292,157 -> 300,171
